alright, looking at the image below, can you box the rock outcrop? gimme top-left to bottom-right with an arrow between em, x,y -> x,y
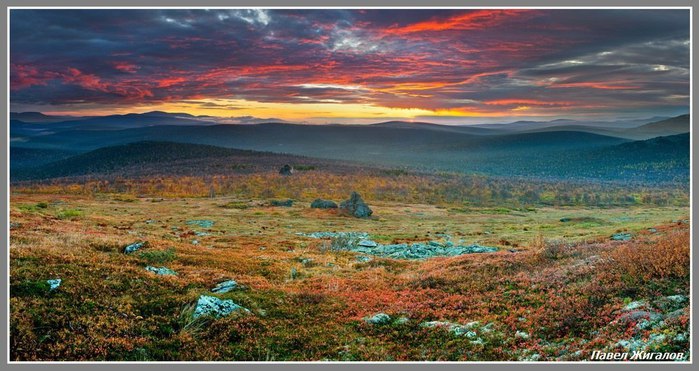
339,192 -> 372,218
310,199 -> 338,209
279,164 -> 294,176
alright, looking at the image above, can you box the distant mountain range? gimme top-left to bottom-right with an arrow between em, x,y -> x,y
9,112 -> 689,184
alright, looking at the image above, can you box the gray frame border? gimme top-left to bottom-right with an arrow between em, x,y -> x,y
1,1 -> 695,370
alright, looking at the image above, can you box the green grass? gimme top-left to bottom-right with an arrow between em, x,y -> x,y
56,209 -> 84,219
138,248 -> 177,264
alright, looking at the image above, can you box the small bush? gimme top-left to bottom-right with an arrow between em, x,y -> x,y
56,209 -> 83,220
221,201 -> 249,210
611,230 -> 689,282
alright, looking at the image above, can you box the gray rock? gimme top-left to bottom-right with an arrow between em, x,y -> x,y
611,233 -> 632,241
356,255 -> 373,263
211,280 -> 238,293
270,199 -> 293,207
648,228 -> 658,233
624,300 -> 648,311
515,331 -> 530,340
358,239 -> 378,248
339,192 -> 373,218
186,220 -> 214,228
145,266 -> 177,276
656,295 -> 689,311
311,199 -> 338,209
364,313 -> 391,325
193,295 -> 249,318
279,164 -> 294,176
47,278 -> 61,291
124,241 -> 145,254
298,231 -> 369,239
616,310 -> 663,325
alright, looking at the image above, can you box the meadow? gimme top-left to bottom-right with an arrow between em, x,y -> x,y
9,170 -> 690,361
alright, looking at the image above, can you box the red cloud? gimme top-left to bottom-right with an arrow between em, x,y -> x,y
384,10 -> 535,34
113,61 -> 140,73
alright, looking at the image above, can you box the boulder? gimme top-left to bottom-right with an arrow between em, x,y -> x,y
358,239 -> 378,248
193,295 -> 249,318
47,278 -> 61,291
611,232 -> 632,241
145,266 -> 177,276
279,164 -> 294,176
339,192 -> 373,218
364,313 -> 391,325
211,280 -> 238,294
124,241 -> 145,254
310,199 -> 338,209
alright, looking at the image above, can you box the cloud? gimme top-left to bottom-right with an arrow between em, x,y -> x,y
9,9 -> 690,120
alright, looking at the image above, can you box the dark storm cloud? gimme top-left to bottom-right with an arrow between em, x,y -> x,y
9,8 -> 690,119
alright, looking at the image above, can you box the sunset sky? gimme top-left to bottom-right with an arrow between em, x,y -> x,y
10,9 -> 690,124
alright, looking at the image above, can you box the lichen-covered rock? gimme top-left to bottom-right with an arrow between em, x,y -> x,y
47,278 -> 61,291
145,266 -> 177,276
611,232 -> 632,241
358,239 -> 378,248
193,295 -> 249,318
364,313 -> 391,325
124,241 -> 145,254
186,219 -> 214,228
211,280 -> 238,293
310,199 -> 338,209
339,192 -> 373,218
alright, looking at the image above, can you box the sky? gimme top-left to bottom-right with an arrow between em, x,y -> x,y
9,8 -> 690,124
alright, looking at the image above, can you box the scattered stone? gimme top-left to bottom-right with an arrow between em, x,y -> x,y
300,258 -> 314,267
47,278 -> 61,291
311,199 -> 338,209
194,231 -> 211,237
611,232 -> 632,241
654,295 -> 688,312
211,280 -> 238,294
364,313 -> 391,325
298,231 -> 369,239
358,239 -> 378,248
186,220 -> 214,228
300,231 -> 497,259
193,295 -> 249,318
289,267 -> 298,280
624,300 -> 649,311
648,228 -> 658,233
356,255 -> 373,263
616,310 -> 663,325
339,192 -> 373,218
520,353 -> 541,361
124,241 -> 145,254
145,266 -> 177,276
270,199 -> 293,207
192,240 -> 199,245
279,164 -> 294,176
515,331 -> 530,340
421,320 -> 483,338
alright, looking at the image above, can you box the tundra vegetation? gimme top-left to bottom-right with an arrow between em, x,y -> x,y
9,162 -> 689,361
